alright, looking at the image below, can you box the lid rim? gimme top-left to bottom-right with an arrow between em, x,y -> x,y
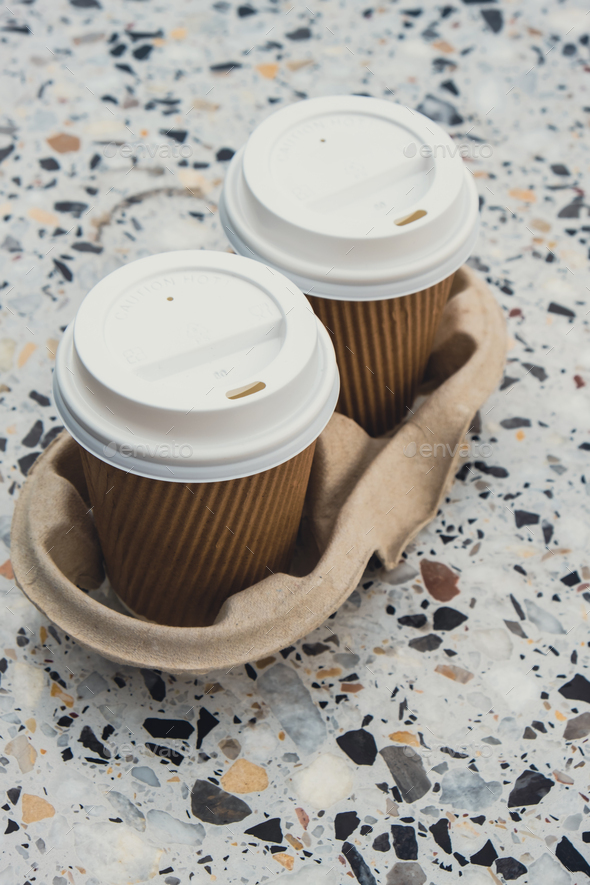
55,333 -> 338,468
221,194 -> 480,301
53,365 -> 339,483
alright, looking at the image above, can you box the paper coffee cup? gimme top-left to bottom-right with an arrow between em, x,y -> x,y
53,251 -> 339,627
219,95 -> 479,435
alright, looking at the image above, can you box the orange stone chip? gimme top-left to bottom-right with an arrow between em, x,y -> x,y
22,794 -> 55,824
388,731 -> 420,747
509,188 -> 536,203
0,559 -> 14,580
47,133 -> 80,153
316,667 -> 342,679
220,758 -> 268,793
286,59 -> 313,71
420,559 -> 460,601
295,807 -> 309,830
28,207 -> 59,226
432,39 -> 455,54
256,63 -> 279,79
273,853 -> 294,870
435,664 -> 474,684
50,682 -> 74,708
17,343 -> 37,369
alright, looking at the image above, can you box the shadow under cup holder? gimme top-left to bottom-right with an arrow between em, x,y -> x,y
11,266 -> 506,675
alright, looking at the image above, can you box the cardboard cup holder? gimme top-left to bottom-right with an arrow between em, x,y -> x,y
12,267 -> 506,674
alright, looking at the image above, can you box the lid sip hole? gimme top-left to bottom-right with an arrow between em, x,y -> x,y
226,381 -> 266,400
167,296 -> 174,301
395,209 -> 427,227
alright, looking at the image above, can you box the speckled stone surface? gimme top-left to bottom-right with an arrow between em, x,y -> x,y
1,1 -> 590,883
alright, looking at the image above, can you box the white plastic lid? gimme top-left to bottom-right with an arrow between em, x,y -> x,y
220,95 -> 479,300
54,251 -> 339,482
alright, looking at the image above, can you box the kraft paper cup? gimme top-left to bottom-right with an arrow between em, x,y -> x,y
307,277 -> 454,436
219,95 -> 480,435
53,251 -> 338,627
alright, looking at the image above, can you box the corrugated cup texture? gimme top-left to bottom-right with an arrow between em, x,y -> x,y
79,443 -> 315,628
308,274 -> 454,436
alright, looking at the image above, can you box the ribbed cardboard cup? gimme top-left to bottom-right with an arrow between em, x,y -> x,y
53,251 -> 338,631
79,442 -> 315,628
308,274 -> 454,437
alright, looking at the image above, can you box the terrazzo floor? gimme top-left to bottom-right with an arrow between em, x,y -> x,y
1,0 -> 590,883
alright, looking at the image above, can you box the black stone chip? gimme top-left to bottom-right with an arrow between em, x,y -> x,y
7,786 -> 21,805
495,856 -> 527,879
548,301 -> 575,318
54,200 -> 88,218
390,824 -> 418,860
430,818 -> 452,853
286,27 -> 312,40
408,634 -> 443,652
18,452 -> 41,476
559,673 -> 590,704
210,61 -> 243,72
473,460 -> 509,478
561,571 -> 581,587
481,8 -> 503,32
29,390 -> 50,406
433,607 -> 467,631
133,44 -> 153,60
21,421 -> 43,449
507,769 -> 554,807
500,417 -> 531,429
244,817 -> 283,843
71,242 -> 103,253
398,614 -> 427,628
196,708 -> 219,748
145,742 -> 184,766
78,725 -> 111,760
334,811 -> 360,841
143,718 -> 195,740
514,510 -> 539,528
555,837 -> 590,877
41,427 -> 64,449
141,668 -> 166,701
470,839 -> 498,866
336,728 -> 377,766
372,832 -> 390,851
302,642 -> 331,656
190,779 -> 251,824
